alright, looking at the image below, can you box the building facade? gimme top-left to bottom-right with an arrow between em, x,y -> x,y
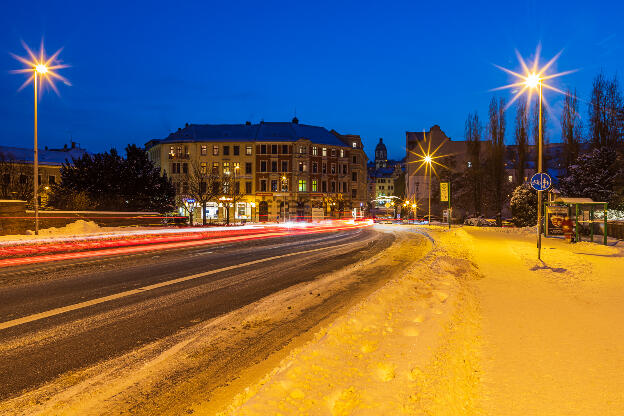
146,120 -> 368,222
367,138 -> 404,217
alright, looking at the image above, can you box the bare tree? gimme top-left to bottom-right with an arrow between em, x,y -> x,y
184,160 -> 221,225
514,98 -> 529,185
0,153 -> 34,203
531,95 -> 550,171
588,72 -> 623,149
220,171 -> 245,225
464,112 -> 483,216
486,97 -> 507,222
560,89 -> 583,172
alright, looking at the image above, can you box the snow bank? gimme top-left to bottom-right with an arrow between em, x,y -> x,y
217,229 -> 482,415
26,220 -> 103,236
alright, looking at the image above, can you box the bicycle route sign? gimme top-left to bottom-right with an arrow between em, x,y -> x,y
530,173 -> 552,191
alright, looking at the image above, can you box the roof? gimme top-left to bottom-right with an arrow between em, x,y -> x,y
0,145 -> 88,166
375,138 -> 387,153
554,197 -> 606,204
149,122 -> 348,148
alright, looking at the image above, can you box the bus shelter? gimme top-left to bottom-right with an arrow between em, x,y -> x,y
545,197 -> 608,245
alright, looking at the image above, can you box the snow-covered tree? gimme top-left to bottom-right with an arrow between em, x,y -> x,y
510,184 -> 537,227
559,147 -> 621,206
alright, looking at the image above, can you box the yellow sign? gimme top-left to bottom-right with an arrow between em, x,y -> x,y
385,202 -> 391,208
440,182 -> 449,202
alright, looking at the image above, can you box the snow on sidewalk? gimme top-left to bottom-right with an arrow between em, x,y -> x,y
216,225 -> 624,415
216,227 -> 483,415
466,227 -> 624,415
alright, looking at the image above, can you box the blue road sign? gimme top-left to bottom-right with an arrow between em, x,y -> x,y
530,173 -> 552,191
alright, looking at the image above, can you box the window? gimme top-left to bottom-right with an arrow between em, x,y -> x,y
352,142 -> 357,148
233,162 -> 240,173
234,181 -> 240,194
343,164 -> 347,174
340,149 -> 344,158
331,163 -> 336,174
213,145 -> 219,156
322,162 -> 327,173
271,144 -> 278,154
260,160 -> 267,172
176,146 -> 183,157
508,175 -> 513,183
343,182 -> 347,193
245,162 -> 252,174
49,175 -> 56,185
312,162 -> 318,173
169,146 -> 175,157
322,147 -> 327,157
281,178 -> 288,191
201,145 -> 207,156
298,180 -> 307,192
352,188 -> 357,198
322,181 -> 327,192
298,162 -> 304,172
223,182 -> 229,193
331,149 -> 336,157
200,162 -> 207,174
281,161 -> 288,172
245,181 -> 252,194
171,163 -> 180,174
260,144 -> 267,154
223,145 -> 230,156
246,145 -> 252,155
312,146 -> 318,156
182,182 -> 188,194
331,181 -> 336,193
312,179 -> 318,192
352,155 -> 357,164
19,174 -> 27,184
223,162 -> 230,174
352,172 -> 357,181
271,180 -> 278,192
212,162 -> 219,173
467,161 -> 472,168
271,161 -> 278,172
260,179 -> 267,192
282,144 -> 289,154
299,146 -> 307,154
233,145 -> 240,156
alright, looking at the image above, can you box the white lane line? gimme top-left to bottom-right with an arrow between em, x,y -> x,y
0,241 -> 356,331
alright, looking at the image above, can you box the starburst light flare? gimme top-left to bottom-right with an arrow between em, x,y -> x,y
10,40 -> 71,95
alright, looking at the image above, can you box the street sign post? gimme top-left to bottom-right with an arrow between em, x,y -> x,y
530,173 -> 552,192
440,182 -> 451,229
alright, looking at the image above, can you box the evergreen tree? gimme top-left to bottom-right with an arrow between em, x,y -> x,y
510,184 -> 537,227
559,147 -> 621,206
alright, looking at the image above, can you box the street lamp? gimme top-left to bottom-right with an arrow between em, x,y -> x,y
281,175 -> 288,223
11,41 -> 69,235
494,46 -> 574,259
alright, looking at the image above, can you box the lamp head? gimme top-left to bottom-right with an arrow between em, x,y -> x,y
35,64 -> 48,74
525,72 -> 540,89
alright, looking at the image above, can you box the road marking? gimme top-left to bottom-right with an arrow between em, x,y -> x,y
0,241 -> 358,331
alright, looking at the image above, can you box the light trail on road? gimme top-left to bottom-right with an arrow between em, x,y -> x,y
0,220 -> 372,268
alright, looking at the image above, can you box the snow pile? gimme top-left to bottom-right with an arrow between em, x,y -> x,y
218,229 -> 482,415
26,220 -> 103,236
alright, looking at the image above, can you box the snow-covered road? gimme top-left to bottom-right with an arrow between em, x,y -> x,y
216,225 -> 624,415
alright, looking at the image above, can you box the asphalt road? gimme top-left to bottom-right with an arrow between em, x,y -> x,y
0,227 -> 392,400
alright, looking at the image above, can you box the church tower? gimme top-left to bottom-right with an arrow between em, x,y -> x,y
374,138 -> 387,169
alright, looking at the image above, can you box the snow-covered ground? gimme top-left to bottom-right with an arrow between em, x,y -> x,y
214,225 -> 624,415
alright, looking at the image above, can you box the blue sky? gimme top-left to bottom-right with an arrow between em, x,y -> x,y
1,0 -> 623,160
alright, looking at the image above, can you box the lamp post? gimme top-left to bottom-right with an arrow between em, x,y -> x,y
493,47 -> 574,259
281,175 -> 288,223
424,155 -> 432,227
11,43 -> 69,235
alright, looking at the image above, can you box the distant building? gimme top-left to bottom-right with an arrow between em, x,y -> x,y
367,138 -> 404,217
0,142 -> 87,205
146,119 -> 368,222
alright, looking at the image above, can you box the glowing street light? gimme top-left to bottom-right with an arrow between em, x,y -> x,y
493,45 -> 574,260
408,133 -> 451,227
11,41 -> 70,235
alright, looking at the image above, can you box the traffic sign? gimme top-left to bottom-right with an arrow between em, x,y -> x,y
440,182 -> 449,202
530,173 -> 552,191
185,198 -> 196,204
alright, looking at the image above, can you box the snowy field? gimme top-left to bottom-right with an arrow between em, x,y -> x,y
214,225 -> 624,415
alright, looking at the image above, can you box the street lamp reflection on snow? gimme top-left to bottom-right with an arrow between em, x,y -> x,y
11,41 -> 70,235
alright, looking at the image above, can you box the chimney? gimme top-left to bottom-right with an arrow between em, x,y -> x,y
245,121 -> 251,126
292,116 -> 299,124
64,144 -> 68,150
185,122 -> 189,127
71,141 -> 76,149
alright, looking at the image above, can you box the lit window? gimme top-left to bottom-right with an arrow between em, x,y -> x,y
246,145 -> 252,155
201,145 -> 207,156
508,175 -> 513,183
352,142 -> 357,148
312,146 -> 318,156
467,161 -> 472,168
298,179 -> 307,192
223,162 -> 230,174
312,179 -> 318,192
200,162 -> 207,173
340,149 -> 344,157
213,145 -> 219,156
322,147 -> 327,157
